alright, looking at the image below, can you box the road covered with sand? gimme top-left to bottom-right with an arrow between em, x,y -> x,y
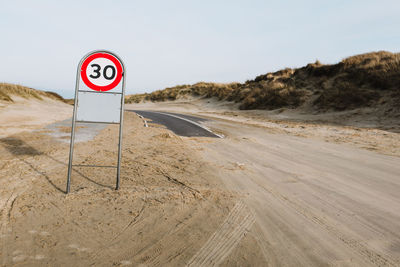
0,96 -> 399,266
129,99 -> 400,266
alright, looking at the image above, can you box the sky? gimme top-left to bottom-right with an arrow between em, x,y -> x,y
0,0 -> 399,98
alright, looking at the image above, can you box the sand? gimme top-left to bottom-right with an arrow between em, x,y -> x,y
1,96 -> 399,266
0,112 -> 257,266
0,96 -> 72,138
127,98 -> 400,266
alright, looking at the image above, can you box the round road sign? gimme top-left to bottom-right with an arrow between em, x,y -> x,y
81,52 -> 123,91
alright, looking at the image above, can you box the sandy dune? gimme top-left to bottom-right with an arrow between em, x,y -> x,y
1,96 -> 399,266
0,112 -> 245,266
0,96 -> 72,138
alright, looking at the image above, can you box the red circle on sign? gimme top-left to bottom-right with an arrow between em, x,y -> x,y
81,52 -> 123,91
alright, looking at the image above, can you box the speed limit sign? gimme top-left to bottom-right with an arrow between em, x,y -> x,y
81,52 -> 124,91
67,50 -> 126,193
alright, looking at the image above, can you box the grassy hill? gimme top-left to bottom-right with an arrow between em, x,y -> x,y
126,51 -> 400,113
0,83 -> 65,103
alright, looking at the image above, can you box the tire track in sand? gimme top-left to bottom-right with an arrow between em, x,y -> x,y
186,200 -> 255,267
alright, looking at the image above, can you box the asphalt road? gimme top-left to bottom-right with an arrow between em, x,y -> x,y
127,110 -> 220,138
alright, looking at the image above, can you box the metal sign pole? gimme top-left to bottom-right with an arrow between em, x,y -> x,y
66,57 -> 84,194
116,69 -> 126,190
66,50 -> 126,194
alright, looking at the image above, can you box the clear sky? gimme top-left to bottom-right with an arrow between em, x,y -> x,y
1,0 -> 399,98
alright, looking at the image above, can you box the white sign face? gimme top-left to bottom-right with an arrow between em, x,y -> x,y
76,92 -> 122,123
86,57 -> 118,87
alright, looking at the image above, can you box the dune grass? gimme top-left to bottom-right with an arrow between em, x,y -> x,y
125,51 -> 400,112
0,83 -> 65,103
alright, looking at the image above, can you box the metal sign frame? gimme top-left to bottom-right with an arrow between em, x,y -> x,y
66,50 -> 126,193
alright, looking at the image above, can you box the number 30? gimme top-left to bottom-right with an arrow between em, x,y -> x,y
89,64 -> 116,80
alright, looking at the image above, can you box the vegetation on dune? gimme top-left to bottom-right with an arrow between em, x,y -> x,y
126,83 -> 241,104
3,51 -> 399,112
0,83 -> 66,103
125,51 -> 400,112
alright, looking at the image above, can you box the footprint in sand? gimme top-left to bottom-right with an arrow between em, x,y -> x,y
33,254 -> 45,260
28,230 -> 50,236
12,250 -> 22,255
40,231 -> 50,236
12,254 -> 26,263
68,244 -> 79,249
68,243 -> 91,252
13,249 -> 45,261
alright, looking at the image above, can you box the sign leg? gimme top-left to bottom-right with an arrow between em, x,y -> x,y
66,79 -> 79,194
66,114 -> 77,193
116,95 -> 124,190
116,72 -> 125,190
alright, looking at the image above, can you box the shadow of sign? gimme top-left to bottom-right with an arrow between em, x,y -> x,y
0,137 -> 113,193
0,137 -> 43,156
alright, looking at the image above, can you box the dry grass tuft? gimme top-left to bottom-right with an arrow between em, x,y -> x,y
0,83 -> 66,103
125,51 -> 400,113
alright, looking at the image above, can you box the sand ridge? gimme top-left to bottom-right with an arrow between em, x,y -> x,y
1,95 -> 399,265
0,96 -> 72,138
